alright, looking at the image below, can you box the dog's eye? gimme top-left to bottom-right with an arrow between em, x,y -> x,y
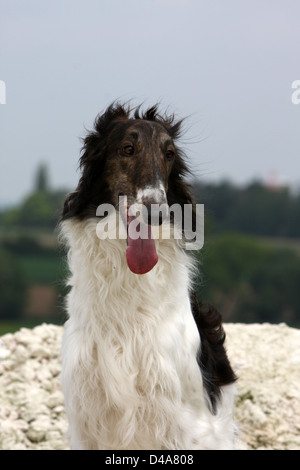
122,144 -> 135,156
166,148 -> 175,161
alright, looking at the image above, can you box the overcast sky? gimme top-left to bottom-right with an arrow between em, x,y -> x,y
1,0 -> 300,205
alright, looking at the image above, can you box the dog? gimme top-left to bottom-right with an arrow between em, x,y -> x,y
59,102 -> 237,450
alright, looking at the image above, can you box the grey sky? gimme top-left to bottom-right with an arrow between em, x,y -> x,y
1,0 -> 300,205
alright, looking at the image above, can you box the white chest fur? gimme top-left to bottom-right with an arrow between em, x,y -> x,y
60,218 -> 236,450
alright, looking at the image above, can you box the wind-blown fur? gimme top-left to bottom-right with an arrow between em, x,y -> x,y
59,103 -> 237,450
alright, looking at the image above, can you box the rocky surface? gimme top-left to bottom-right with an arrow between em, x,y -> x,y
0,322 -> 299,450
226,323 -> 300,450
0,324 -> 68,450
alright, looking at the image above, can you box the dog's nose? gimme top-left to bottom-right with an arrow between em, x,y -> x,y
136,186 -> 168,226
143,198 -> 168,226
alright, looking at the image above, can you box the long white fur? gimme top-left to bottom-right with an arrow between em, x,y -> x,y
60,214 -> 236,450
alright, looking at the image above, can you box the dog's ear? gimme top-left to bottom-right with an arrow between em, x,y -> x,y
61,190 -> 77,220
167,152 -> 197,234
61,103 -> 131,221
94,102 -> 129,135
60,131 -> 106,221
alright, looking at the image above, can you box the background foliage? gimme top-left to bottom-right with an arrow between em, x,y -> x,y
0,164 -> 300,332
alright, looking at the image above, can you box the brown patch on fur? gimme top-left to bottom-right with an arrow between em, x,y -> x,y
103,120 -> 174,206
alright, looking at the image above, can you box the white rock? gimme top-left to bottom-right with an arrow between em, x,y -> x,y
47,391 -> 64,409
0,322 -> 299,450
14,344 -> 29,363
0,341 -> 10,360
26,416 -> 52,443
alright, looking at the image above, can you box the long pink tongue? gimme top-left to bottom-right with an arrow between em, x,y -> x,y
126,216 -> 158,275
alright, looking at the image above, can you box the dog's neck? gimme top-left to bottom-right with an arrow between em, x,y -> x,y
60,215 -> 195,300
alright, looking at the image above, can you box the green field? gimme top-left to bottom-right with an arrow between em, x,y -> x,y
0,319 -> 48,336
18,254 -> 67,285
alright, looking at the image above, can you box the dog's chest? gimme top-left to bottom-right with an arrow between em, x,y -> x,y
99,293 -> 202,404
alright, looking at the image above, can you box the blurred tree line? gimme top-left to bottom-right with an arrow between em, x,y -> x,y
196,233 -> 300,325
1,164 -> 67,228
0,164 -> 68,328
192,179 -> 300,237
0,164 -> 300,327
192,180 -> 300,325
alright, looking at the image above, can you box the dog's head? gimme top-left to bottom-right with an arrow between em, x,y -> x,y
61,102 -> 194,273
